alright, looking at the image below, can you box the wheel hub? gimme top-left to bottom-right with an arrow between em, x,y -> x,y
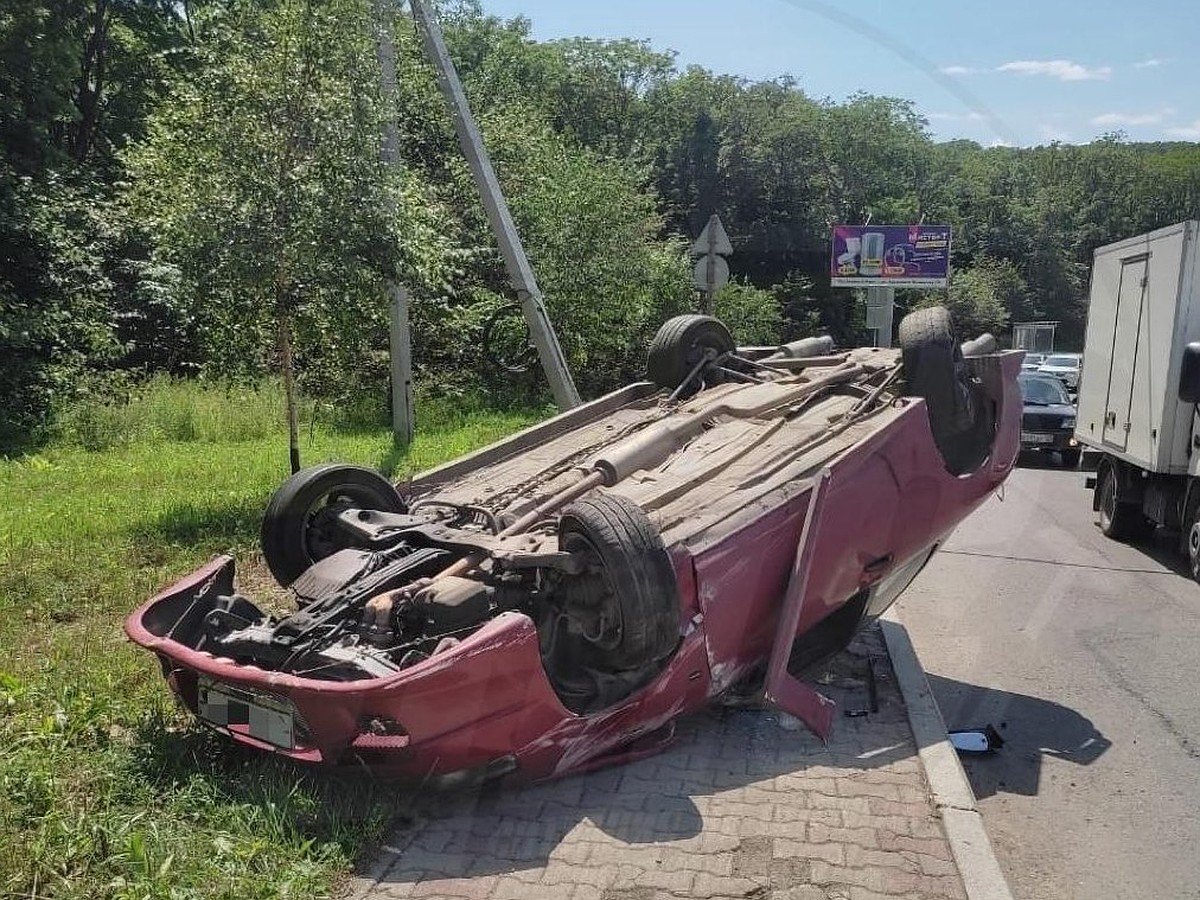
558,538 -> 623,650
304,494 -> 351,561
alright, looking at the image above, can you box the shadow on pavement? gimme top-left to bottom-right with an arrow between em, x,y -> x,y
1015,449 -> 1078,471
1013,453 -> 1196,580
1126,527 -> 1194,581
926,673 -> 1111,800
366,629 -> 926,885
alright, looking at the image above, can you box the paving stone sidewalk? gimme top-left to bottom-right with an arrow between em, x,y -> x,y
349,626 -> 966,900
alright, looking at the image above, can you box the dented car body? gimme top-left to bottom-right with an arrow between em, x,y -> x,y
126,311 -> 1022,782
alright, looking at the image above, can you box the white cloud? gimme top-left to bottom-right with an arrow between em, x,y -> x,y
1039,124 -> 1073,143
926,110 -> 986,122
989,138 -> 1013,148
1166,120 -> 1200,140
1134,58 -> 1169,69
1091,108 -> 1175,127
939,65 -> 977,76
923,110 -> 992,130
996,59 -> 1112,81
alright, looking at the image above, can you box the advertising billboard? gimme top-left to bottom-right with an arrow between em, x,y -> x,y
830,225 -> 951,288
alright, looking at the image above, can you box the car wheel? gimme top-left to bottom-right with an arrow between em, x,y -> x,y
1096,463 -> 1153,542
646,315 -> 735,398
556,493 -> 680,670
261,464 -> 405,587
899,306 -> 994,476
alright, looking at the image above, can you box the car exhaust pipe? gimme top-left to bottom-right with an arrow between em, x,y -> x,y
366,358 -> 873,627
768,336 -> 836,360
593,363 -> 866,485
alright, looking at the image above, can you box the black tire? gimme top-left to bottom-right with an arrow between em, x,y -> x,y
1096,463 -> 1153,542
557,493 -> 679,671
899,306 -> 994,475
646,315 -> 735,396
1186,500 -> 1200,584
1060,449 -> 1082,469
261,464 -> 404,587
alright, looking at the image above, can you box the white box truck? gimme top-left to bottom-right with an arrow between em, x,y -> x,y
1076,221 -> 1200,575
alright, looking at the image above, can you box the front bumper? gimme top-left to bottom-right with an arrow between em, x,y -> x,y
124,557 -> 578,775
124,557 -> 712,780
1020,430 -> 1077,451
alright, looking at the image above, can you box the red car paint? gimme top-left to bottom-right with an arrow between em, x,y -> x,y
125,352 -> 1022,781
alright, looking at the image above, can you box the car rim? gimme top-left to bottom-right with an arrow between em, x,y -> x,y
682,341 -> 723,391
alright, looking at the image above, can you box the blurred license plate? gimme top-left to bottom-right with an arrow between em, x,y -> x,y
1021,432 -> 1054,445
197,678 -> 295,748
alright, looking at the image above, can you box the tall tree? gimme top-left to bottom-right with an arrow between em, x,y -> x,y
127,0 -> 450,449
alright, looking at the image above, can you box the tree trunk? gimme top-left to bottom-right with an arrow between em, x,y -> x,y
74,0 -> 110,162
277,310 -> 302,475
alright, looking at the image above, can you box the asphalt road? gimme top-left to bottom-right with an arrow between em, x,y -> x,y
896,459 -> 1200,900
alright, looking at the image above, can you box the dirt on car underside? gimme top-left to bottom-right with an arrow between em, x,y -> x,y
411,347 -> 905,553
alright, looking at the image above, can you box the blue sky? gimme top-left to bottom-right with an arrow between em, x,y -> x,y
478,0 -> 1200,147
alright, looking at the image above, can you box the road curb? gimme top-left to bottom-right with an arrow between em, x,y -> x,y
880,613 -> 1014,900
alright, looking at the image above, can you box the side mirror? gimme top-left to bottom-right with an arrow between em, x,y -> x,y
1181,344 -> 1200,404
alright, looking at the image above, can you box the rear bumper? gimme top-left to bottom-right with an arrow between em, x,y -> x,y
1049,374 -> 1079,389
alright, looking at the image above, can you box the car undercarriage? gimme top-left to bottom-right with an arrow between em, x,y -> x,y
126,310 -> 1022,776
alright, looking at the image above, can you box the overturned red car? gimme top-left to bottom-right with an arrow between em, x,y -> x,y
126,308 -> 1020,783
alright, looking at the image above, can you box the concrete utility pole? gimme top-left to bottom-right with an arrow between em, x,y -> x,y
866,286 -> 895,349
389,285 -> 415,442
373,0 -> 414,443
407,0 -> 581,410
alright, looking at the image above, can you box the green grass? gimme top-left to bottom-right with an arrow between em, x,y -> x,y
0,380 -> 544,899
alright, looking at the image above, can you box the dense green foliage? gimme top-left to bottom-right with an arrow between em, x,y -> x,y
3,0 -> 1200,449
0,379 -> 541,899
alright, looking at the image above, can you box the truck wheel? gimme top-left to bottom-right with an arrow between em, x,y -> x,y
1187,510 -> 1200,583
261,464 -> 405,586
557,494 -> 680,669
1096,464 -> 1153,542
647,315 -> 735,398
899,307 -> 994,475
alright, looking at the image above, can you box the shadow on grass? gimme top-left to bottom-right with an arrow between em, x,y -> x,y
128,712 -> 415,849
0,428 -> 41,460
377,438 -> 412,480
131,496 -> 265,551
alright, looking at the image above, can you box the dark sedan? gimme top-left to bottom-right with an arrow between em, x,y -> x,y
1018,372 -> 1079,466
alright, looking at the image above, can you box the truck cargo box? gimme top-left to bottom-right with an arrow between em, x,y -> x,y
1076,221 -> 1200,474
